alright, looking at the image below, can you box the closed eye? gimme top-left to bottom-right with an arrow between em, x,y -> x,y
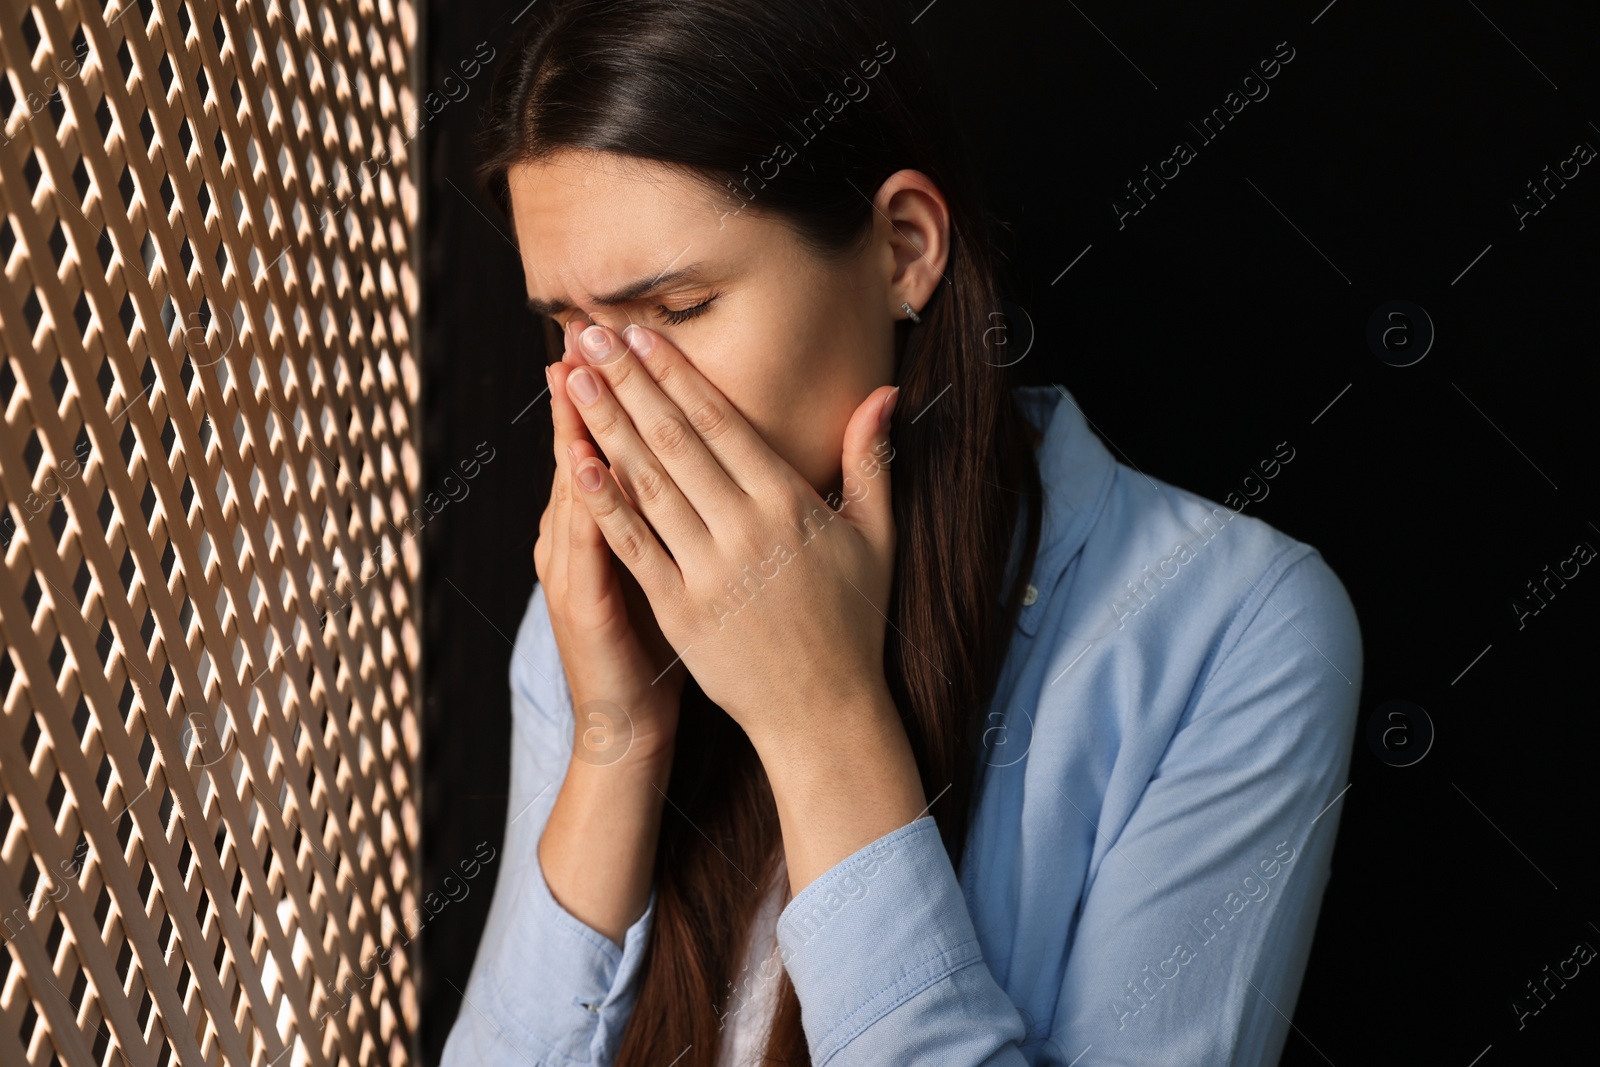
655,292 -> 720,327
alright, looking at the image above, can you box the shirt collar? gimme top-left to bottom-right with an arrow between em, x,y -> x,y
999,385 -> 1118,636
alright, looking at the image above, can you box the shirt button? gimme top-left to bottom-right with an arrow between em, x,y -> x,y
1023,583 -> 1039,606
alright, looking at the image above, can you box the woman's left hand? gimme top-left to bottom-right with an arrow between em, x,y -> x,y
557,320 -> 902,757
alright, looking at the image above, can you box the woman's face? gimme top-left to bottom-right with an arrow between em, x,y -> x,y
506,149 -> 910,499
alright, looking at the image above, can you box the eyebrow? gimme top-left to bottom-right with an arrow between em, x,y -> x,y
524,262 -> 708,318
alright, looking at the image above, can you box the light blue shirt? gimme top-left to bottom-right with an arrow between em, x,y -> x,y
442,384 -> 1363,1066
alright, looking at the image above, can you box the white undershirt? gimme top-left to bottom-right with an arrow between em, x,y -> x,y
716,854 -> 790,1067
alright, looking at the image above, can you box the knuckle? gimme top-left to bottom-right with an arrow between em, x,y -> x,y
733,516 -> 769,557
587,485 -> 626,525
686,399 -> 730,442
649,357 -> 677,389
787,489 -> 832,533
629,463 -> 669,507
766,476 -> 807,513
612,524 -> 649,566
646,415 -> 692,458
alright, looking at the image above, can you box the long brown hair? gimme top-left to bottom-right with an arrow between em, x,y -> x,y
476,2 -> 1043,1061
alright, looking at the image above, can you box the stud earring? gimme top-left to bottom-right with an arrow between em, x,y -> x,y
901,301 -> 922,324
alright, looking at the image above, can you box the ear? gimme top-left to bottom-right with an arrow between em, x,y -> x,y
872,169 -> 950,322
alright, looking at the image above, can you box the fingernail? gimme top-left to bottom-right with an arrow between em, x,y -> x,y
576,461 -> 604,491
622,324 -> 655,359
568,367 -> 600,404
879,387 -> 899,432
580,325 -> 614,363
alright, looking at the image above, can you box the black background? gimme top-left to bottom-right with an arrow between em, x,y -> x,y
420,1 -> 1599,1063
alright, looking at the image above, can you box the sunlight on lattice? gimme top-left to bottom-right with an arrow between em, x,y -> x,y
0,1 -> 420,1064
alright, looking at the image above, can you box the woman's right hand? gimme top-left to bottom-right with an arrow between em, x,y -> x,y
535,317 -> 687,766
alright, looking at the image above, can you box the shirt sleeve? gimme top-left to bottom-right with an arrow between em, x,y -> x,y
440,582 -> 658,1067
1047,548 -> 1363,1065
774,815 -> 1033,1066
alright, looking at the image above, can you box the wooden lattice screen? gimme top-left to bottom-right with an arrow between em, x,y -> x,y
0,1 -> 421,1065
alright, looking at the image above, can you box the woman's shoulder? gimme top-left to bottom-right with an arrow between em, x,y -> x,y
1066,464 -> 1356,679
1020,388 -> 1361,744
1018,388 -> 1347,638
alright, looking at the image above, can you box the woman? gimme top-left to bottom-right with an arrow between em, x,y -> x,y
442,1 -> 1363,1064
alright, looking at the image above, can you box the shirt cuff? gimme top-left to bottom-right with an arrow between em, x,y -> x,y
774,815 -> 990,1064
476,796 -> 657,1065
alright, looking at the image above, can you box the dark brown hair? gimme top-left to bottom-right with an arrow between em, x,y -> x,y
476,1 -> 1043,1062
